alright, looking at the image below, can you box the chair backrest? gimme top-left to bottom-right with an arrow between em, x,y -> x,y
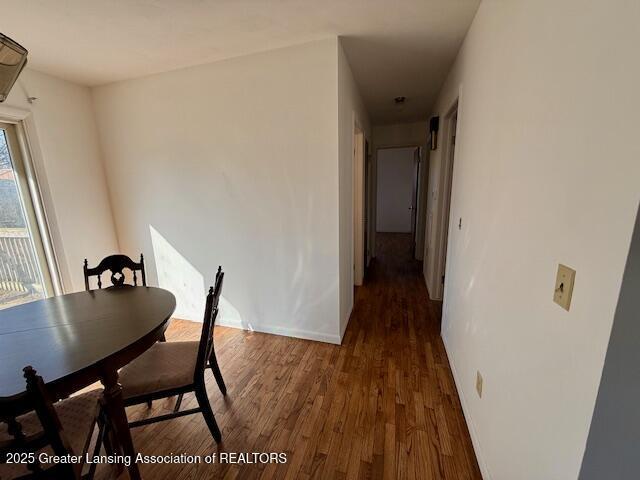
194,266 -> 224,382
0,367 -> 82,479
83,253 -> 146,291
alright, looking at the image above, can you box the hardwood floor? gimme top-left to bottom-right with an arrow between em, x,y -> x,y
101,233 -> 481,479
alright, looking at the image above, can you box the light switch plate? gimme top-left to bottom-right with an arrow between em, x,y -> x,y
554,264 -> 576,311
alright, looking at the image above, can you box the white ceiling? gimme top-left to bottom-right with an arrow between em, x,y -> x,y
0,0 -> 479,124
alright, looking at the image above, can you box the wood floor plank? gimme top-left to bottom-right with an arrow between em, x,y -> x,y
97,233 -> 481,480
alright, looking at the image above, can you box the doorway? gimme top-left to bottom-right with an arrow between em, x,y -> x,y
435,102 -> 458,299
353,124 -> 365,287
0,121 -> 54,309
364,139 -> 372,269
375,146 -> 421,258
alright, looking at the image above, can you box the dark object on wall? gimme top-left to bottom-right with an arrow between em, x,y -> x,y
430,116 -> 440,150
0,33 -> 28,103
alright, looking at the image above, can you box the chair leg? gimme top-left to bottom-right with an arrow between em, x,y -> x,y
146,399 -> 152,409
101,421 -> 117,456
208,350 -> 227,396
174,394 -> 184,413
87,420 -> 106,479
194,385 -> 221,443
100,414 -> 124,476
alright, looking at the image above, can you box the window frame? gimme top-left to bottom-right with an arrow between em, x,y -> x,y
0,107 -> 64,296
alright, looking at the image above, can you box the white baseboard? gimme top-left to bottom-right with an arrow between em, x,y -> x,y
441,333 -> 492,480
214,317 -> 342,345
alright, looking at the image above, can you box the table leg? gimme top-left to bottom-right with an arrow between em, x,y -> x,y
100,368 -> 141,480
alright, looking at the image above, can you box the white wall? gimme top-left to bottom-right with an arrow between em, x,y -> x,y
429,1 -> 640,479
376,147 -> 415,233
337,39 -> 371,337
93,39 -> 344,344
2,69 -> 118,292
372,121 -> 427,149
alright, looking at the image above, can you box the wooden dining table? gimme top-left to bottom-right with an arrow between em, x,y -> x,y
0,286 -> 176,480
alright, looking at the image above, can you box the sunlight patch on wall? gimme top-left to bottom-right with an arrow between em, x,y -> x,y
150,225 -> 205,321
217,295 -> 245,329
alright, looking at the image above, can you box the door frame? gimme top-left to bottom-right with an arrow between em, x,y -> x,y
373,144 -> 424,259
364,139 -> 372,269
410,147 -> 421,257
353,121 -> 365,286
0,105 -> 64,295
433,99 -> 459,300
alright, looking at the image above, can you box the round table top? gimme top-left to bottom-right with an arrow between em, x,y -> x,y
0,287 -> 176,399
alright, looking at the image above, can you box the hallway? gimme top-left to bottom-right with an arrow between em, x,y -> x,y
104,232 -> 481,480
350,232 -> 481,478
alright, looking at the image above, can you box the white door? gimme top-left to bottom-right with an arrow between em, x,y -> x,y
376,147 -> 416,232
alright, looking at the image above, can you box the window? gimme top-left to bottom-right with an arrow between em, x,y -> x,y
0,121 -> 54,309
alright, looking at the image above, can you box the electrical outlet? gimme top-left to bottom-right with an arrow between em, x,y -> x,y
553,264 -> 576,311
476,371 -> 483,398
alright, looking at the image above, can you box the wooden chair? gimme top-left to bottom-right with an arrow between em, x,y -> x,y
83,254 -> 146,291
83,253 -> 163,410
0,367 -> 106,480
173,266 -> 227,412
117,267 -> 226,443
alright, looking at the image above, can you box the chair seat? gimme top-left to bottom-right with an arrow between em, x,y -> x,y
119,341 -> 199,400
0,389 -> 102,479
